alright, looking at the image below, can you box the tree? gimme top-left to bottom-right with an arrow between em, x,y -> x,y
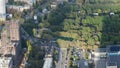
9,0 -> 14,4
39,21 -> 50,28
38,6 -> 42,12
47,11 -> 64,25
33,28 -> 37,36
47,2 -> 72,25
87,38 -> 95,46
26,40 -> 32,53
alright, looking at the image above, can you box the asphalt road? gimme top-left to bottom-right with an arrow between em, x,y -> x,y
56,48 -> 67,68
94,58 -> 106,68
78,59 -> 88,68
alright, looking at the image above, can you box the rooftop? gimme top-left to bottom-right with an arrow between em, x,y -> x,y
107,45 -> 120,68
107,45 -> 120,52
0,57 -> 12,67
107,62 -> 117,66
43,57 -> 53,68
110,46 -> 120,52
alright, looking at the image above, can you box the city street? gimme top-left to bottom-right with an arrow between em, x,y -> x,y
56,48 -> 68,68
78,59 -> 88,68
94,58 -> 106,68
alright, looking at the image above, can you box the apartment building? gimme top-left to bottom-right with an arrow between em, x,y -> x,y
14,0 -> 36,5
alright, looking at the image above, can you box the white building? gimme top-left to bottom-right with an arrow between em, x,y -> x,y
0,0 -> 6,21
110,12 -> 115,15
92,13 -> 99,16
43,55 -> 53,68
0,57 -> 13,68
34,15 -> 37,20
51,2 -> 57,9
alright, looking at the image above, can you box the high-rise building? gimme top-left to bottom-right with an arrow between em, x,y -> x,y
0,0 -> 6,21
0,20 -> 21,68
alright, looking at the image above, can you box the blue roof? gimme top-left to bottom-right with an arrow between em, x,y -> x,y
110,46 -> 120,52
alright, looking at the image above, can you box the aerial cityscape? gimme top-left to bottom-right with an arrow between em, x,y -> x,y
0,0 -> 120,68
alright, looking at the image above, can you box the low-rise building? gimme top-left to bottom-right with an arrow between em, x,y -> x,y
43,54 -> 53,68
93,45 -> 120,68
42,8 -> 48,14
7,5 -> 31,12
106,62 -> 117,68
110,12 -> 115,15
106,45 -> 120,68
51,2 -> 57,9
92,13 -> 99,16
14,0 -> 36,5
